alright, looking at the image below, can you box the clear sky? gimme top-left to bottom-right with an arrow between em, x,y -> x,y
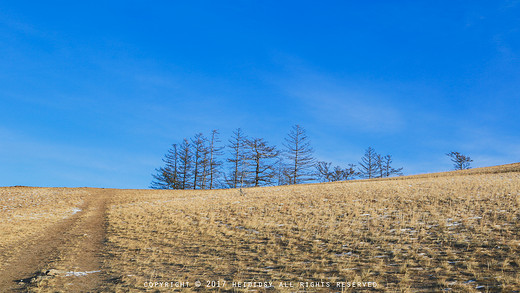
1,1 -> 519,188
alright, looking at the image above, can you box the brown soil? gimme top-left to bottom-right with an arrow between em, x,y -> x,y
0,189 -> 111,292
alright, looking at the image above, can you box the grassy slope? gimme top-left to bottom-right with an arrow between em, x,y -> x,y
103,163 -> 520,292
1,163 -> 519,292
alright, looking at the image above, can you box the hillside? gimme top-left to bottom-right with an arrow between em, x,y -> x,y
1,163 -> 519,292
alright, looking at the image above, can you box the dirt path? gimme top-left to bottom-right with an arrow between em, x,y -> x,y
0,189 -> 110,292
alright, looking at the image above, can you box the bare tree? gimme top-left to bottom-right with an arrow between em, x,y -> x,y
200,145 -> 209,189
283,125 -> 316,184
446,151 -> 473,170
381,155 -> 403,177
275,158 -> 291,186
207,129 -> 223,189
316,161 -> 357,182
191,133 -> 208,189
343,164 -> 357,180
246,137 -> 279,187
151,144 -> 179,189
358,147 -> 380,179
375,154 -> 403,178
316,161 -> 332,182
376,154 -> 384,178
227,128 -> 248,188
178,138 -> 192,189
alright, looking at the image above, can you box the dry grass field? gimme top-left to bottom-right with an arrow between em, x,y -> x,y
1,163 -> 519,292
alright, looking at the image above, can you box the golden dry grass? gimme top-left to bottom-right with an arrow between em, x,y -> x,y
0,187 -> 87,271
103,164 -> 520,292
1,164 -> 519,292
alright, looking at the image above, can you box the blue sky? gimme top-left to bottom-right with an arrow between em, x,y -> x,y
1,1 -> 519,188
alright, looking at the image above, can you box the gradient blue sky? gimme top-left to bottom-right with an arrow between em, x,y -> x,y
1,1 -> 519,188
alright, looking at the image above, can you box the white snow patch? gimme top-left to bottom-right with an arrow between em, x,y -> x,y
65,270 -> 101,277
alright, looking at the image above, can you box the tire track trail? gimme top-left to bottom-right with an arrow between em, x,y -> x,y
0,189 -> 111,292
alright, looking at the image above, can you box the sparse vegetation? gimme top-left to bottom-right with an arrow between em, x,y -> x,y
152,127 -> 407,189
0,187 -> 86,253
316,161 -> 357,182
447,151 -> 473,170
3,164 -> 519,292
104,164 -> 520,292
282,124 -> 316,185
